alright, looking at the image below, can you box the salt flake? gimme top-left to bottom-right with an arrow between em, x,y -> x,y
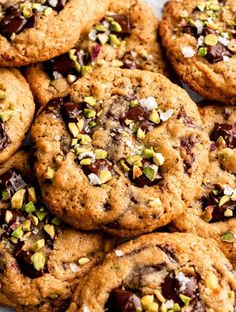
139,97 -> 158,110
181,46 -> 196,58
115,249 -> 124,257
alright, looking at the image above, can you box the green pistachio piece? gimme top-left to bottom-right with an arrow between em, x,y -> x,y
99,170 -> 112,184
148,109 -> 160,124
204,34 -> 218,46
52,216 -> 61,226
24,202 -> 36,214
224,208 -> 233,217
126,155 -> 142,166
130,100 -> 139,108
75,147 -> 90,155
32,3 -> 42,10
137,127 -> 146,140
0,109 -> 14,122
98,33 -> 109,45
80,158 -> 93,165
89,121 -> 97,128
31,215 -> 39,226
219,195 -> 231,207
44,7 -> 53,16
109,34 -> 121,46
31,252 -> 46,271
83,108 -> 96,118
160,303 -> 167,312
10,237 -> 18,244
120,160 -> 130,172
80,134 -> 92,144
0,90 -> 6,100
197,2 -> 206,12
28,187 -> 37,203
208,3 -> 220,11
143,148 -> 154,159
11,189 -> 26,209
36,210 -> 48,221
77,119 -> 84,132
143,166 -> 157,182
179,294 -> 191,305
22,7 -> 32,18
22,219 -> 31,231
2,189 -> 10,201
31,239 -> 45,252
68,49 -> 77,62
95,24 -> 107,32
222,232 -> 236,243
153,153 -> 165,166
71,138 -> 78,146
105,16 -> 114,22
45,166 -> 55,179
198,47 -> 207,56
84,96 -> 96,106
11,226 -> 23,239
95,149 -> 107,159
44,224 -> 55,239
81,65 -> 93,77
110,21 -> 122,32
133,165 -> 143,179
5,210 -> 13,224
68,122 -> 79,138
173,303 -> 181,311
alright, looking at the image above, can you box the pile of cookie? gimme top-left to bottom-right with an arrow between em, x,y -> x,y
0,0 -> 235,311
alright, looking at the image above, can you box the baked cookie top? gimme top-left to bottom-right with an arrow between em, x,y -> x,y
160,0 -> 236,104
0,151 -> 105,310
174,104 -> 236,267
25,0 -> 167,107
0,0 -> 109,66
68,232 -> 236,312
31,68 -> 209,237
0,68 -> 35,164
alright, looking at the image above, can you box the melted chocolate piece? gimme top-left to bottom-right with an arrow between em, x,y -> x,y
42,97 -> 64,116
0,122 -> 11,151
83,159 -> 112,177
206,43 -> 232,64
121,52 -> 139,69
180,137 -> 195,173
105,288 -> 141,312
202,185 -> 236,222
122,105 -> 154,132
15,249 -> 44,279
158,245 -> 177,263
182,25 -> 198,37
111,14 -> 131,36
177,108 -> 197,128
0,169 -> 27,197
45,0 -> 68,12
210,123 -> 236,149
62,101 -> 83,120
130,171 -> 162,188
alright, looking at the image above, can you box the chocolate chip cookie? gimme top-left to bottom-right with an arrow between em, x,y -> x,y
0,0 -> 109,66
31,68 -> 209,237
160,0 -> 236,105
173,103 -> 236,267
68,232 -> 236,312
0,151 -> 106,311
25,0 -> 167,107
0,68 -> 35,164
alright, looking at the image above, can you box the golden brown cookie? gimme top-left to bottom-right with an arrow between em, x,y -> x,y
0,0 -> 109,66
25,0 -> 167,107
0,151 -> 106,311
0,68 -> 35,164
68,232 -> 236,312
31,68 -> 209,237
160,0 -> 236,104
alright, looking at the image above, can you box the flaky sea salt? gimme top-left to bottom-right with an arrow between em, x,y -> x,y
159,109 -> 174,121
69,263 -> 80,273
115,249 -> 124,257
140,97 -> 158,110
181,46 -> 196,58
88,173 -> 101,186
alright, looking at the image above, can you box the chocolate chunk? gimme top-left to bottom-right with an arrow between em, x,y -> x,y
125,106 -> 147,122
83,160 -> 112,177
206,43 -> 232,64
44,54 -> 76,79
177,108 -> 197,128
180,137 -> 195,173
210,123 -> 236,148
158,245 -> 177,263
42,97 -> 64,117
105,288 -> 142,312
121,52 -> 139,69
15,249 -> 44,279
46,0 -> 68,12
111,15 -> 131,36
131,172 -> 162,188
62,101 -> 83,120
0,169 -> 27,197
0,122 -> 11,151
182,25 -> 198,37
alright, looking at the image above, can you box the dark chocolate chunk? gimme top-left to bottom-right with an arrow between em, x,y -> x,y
180,137 -> 195,173
0,169 -> 27,197
105,288 -> 142,312
0,122 -> 11,151
158,245 -> 177,263
206,43 -> 232,64
44,54 -> 76,79
15,249 -> 44,279
46,0 -> 68,12
210,123 -> 236,148
83,159 -> 112,177
110,14 -> 131,36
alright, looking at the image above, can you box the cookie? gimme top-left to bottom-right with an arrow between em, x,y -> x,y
68,232 -> 236,312
0,0 -> 109,66
31,68 -> 209,236
25,0 -> 167,107
160,0 -> 236,105
0,151 -> 106,311
200,103 -> 236,174
0,68 -> 35,164
173,104 -> 236,267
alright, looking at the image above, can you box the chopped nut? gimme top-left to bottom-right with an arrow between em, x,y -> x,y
109,34 -> 121,46
24,202 -> 36,214
99,170 -> 112,184
22,219 -> 31,231
31,239 -> 45,252
11,226 -> 23,239
78,257 -> 90,265
153,153 -> 165,166
68,123 -> 79,138
5,210 -> 13,224
98,33 -> 109,45
179,294 -> 191,305
45,166 -> 55,179
84,96 -> 96,106
31,252 -> 46,271
28,187 -> 37,203
95,149 -> 107,159
11,189 -> 26,209
44,224 -> 55,239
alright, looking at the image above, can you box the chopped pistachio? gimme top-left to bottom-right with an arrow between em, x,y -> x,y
110,21 -> 122,32
31,251 -> 46,271
141,295 -> 154,310
44,224 -> 55,239
74,61 -> 81,73
89,121 -> 97,128
109,34 -> 121,46
224,208 -> 233,217
197,2 -> 206,12
36,210 -> 48,221
77,119 -> 84,132
22,231 -> 31,241
31,215 -> 39,226
99,170 -> 112,184
52,216 -> 61,226
95,149 -> 107,159
45,166 -> 55,179
208,3 -> 220,11
24,201 -> 36,214
98,33 -> 109,45
84,96 -> 96,106
80,158 -> 93,165
0,109 -> 14,122
173,303 -> 181,311
22,7 -> 32,18
76,147 -> 90,155
120,160 -> 130,172
10,237 -> 18,244
32,3 -> 42,10
137,127 -> 146,140
143,166 -> 157,182
83,108 -> 96,118
198,47 -> 207,56
221,232 -> 236,243
160,304 -> 167,312
133,165 -> 143,179
68,49 -> 77,62
149,109 -> 160,124
179,294 -> 191,305
80,134 -> 92,144
44,7 -> 53,16
78,257 -> 90,265
130,100 -> 139,108
71,138 -> 78,146
68,122 -> 79,138
95,24 -> 107,32
11,189 -> 26,209
31,239 -> 45,252
204,34 -> 218,46
22,219 -> 31,231
143,148 -> 154,159
219,195 -> 230,207
81,65 -> 93,76
153,153 -> 165,166
154,289 -> 166,303
11,226 -> 23,239
5,210 -> 13,224
28,187 -> 37,203
2,189 -> 10,201
126,155 -> 142,166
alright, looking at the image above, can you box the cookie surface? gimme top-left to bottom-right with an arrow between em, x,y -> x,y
0,151 -> 106,311
68,232 -> 236,312
0,0 -> 109,66
0,68 -> 35,164
25,0 -> 167,107
31,68 -> 209,236
173,104 -> 236,267
160,0 -> 236,104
